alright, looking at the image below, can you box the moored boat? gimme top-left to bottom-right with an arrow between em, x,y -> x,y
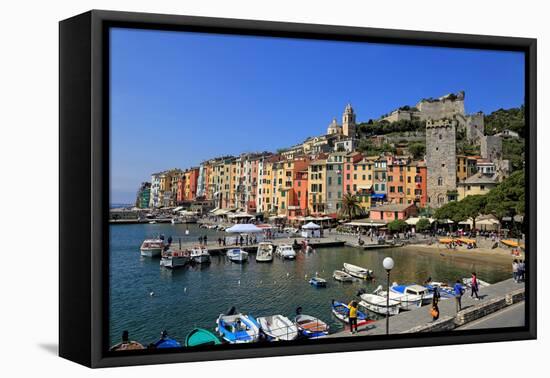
331,300 -> 373,326
109,331 -> 145,351
160,249 -> 190,268
390,283 -> 433,305
152,330 -> 182,349
462,277 -> 491,288
190,247 -> 211,264
276,244 -> 296,260
256,242 -> 274,262
257,315 -> 298,341
376,286 -> 423,310
185,328 -> 221,347
140,239 -> 165,257
226,248 -> 248,263
333,270 -> 354,282
216,312 -> 260,344
343,263 -> 373,280
294,314 -> 329,338
309,276 -> 327,287
358,292 -> 400,316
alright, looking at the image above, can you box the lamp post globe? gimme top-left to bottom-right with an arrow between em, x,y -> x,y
383,257 -> 394,271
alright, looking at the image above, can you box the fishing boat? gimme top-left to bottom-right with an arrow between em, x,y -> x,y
276,244 -> 296,260
257,315 -> 299,341
190,247 -> 210,264
294,314 -> 329,338
216,312 -> 260,344
343,263 -> 373,280
333,270 -> 354,282
256,242 -> 274,262
390,283 -> 433,305
184,328 -> 221,347
309,276 -> 327,287
152,331 -> 182,349
376,286 -> 423,310
424,281 -> 455,298
462,277 -> 491,288
331,300 -> 373,326
140,239 -> 165,257
109,331 -> 144,351
358,292 -> 400,315
226,248 -> 248,263
160,249 -> 190,268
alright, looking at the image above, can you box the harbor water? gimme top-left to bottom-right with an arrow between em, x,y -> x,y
110,223 -> 511,346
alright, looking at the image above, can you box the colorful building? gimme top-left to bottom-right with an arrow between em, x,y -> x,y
457,172 -> 499,200
456,155 -> 479,182
308,158 -> 327,214
136,182 -> 151,209
369,203 -> 417,221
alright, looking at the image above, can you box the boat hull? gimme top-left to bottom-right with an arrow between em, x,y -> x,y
140,248 -> 162,257
160,256 -> 189,268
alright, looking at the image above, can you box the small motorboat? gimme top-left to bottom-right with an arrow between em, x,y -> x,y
294,314 -> 329,339
160,249 -> 190,268
276,244 -> 296,260
309,276 -> 327,287
376,286 -> 423,310
216,312 -> 260,344
333,270 -> 354,282
462,277 -> 491,288
171,217 -> 183,224
257,315 -> 298,341
140,239 -> 165,257
190,247 -> 210,264
390,283 -> 433,305
424,281 -> 455,298
331,300 -> 373,326
185,328 -> 221,347
343,263 -> 373,280
256,242 -> 274,262
358,290 -> 400,316
109,331 -> 144,351
226,248 -> 249,263
152,330 -> 182,349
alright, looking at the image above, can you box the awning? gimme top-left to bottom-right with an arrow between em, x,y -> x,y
371,193 -> 386,199
345,219 -> 387,227
225,224 -> 263,233
302,222 -> 321,230
227,212 -> 255,219
406,217 -> 435,225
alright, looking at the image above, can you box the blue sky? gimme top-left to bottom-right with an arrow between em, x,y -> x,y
110,28 -> 525,203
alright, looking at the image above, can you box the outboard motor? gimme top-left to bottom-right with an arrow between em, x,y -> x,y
357,288 -> 367,296
295,306 -> 303,315
226,306 -> 237,316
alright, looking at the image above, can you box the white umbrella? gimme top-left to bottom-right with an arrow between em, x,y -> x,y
225,223 -> 263,233
302,222 -> 321,230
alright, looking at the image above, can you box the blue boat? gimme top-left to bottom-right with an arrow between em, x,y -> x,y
425,283 -> 455,299
294,314 -> 329,338
185,328 -> 222,347
331,300 -> 372,325
309,276 -> 327,287
216,312 -> 261,344
153,330 -> 182,349
390,284 -> 433,305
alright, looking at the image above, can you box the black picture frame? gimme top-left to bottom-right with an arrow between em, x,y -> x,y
59,9 -> 537,368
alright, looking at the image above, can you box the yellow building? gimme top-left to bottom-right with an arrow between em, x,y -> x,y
456,155 -> 479,182
308,159 -> 327,214
352,156 -> 376,211
457,173 -> 499,200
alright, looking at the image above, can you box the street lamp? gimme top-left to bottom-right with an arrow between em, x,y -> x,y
382,257 -> 395,335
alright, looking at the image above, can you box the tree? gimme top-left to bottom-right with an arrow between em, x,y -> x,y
408,142 -> 426,159
460,195 -> 487,230
433,201 -> 467,230
341,193 -> 362,221
388,219 -> 407,233
415,218 -> 431,233
485,170 -> 525,219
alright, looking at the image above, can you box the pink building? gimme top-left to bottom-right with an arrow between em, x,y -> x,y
369,203 -> 417,221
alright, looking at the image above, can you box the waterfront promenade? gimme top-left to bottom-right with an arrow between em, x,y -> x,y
327,278 -> 525,337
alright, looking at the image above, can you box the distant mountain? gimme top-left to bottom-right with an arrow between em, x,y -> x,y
110,203 -> 133,209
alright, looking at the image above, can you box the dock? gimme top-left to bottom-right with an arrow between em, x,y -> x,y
326,278 -> 525,337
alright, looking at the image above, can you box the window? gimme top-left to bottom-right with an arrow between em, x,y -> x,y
338,191 -> 342,199
328,191 -> 332,199
346,174 -> 350,180
353,174 -> 357,180
362,175 -> 366,180
407,177 -> 411,183
438,177 -> 443,186
388,175 -> 393,182
346,185 -> 350,192
390,187 -> 395,193
328,177 -> 332,185
480,185 -> 486,190
381,184 -> 386,191
337,177 -> 342,185
398,186 -> 403,193
407,188 -> 411,195
353,184 -> 357,192
439,134 -> 442,140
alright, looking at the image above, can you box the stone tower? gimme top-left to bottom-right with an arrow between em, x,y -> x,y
426,119 -> 457,207
342,103 -> 356,138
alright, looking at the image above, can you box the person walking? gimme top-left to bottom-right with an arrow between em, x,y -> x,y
512,259 -> 519,282
432,285 -> 441,306
518,260 -> 525,282
470,272 -> 480,300
453,280 -> 464,313
203,235 -> 207,246
348,301 -> 359,335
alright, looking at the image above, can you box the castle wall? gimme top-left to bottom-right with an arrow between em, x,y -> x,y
480,135 -> 503,161
416,98 -> 465,121
426,121 -> 457,207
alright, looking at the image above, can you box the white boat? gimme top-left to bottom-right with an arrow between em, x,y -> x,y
358,293 -> 400,316
462,277 -> 491,288
390,283 -> 433,305
190,247 -> 210,264
276,244 -> 296,260
171,217 -> 183,224
227,248 -> 248,263
256,242 -> 274,262
294,314 -> 329,338
160,249 -> 190,268
343,263 -> 373,280
216,313 -> 260,344
257,315 -> 298,341
140,239 -> 165,257
333,270 -> 354,282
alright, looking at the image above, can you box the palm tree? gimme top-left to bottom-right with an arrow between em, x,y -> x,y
341,193 -> 362,222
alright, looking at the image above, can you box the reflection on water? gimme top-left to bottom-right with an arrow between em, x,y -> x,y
109,223 -> 510,345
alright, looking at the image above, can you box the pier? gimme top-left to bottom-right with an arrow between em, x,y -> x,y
327,278 -> 525,337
